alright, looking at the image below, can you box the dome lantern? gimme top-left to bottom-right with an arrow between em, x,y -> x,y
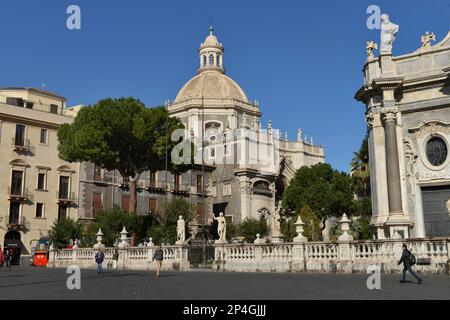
198,26 -> 225,74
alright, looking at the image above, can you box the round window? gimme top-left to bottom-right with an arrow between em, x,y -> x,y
426,137 -> 448,167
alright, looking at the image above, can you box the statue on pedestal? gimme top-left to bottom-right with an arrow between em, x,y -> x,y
380,14 -> 399,54
176,215 -> 186,244
271,207 -> 282,236
213,212 -> 227,243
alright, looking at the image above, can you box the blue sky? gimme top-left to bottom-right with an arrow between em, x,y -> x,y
0,0 -> 449,172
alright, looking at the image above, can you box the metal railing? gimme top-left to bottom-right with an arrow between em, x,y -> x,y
7,187 -> 32,202
11,138 -> 32,151
5,215 -> 30,229
56,191 -> 77,203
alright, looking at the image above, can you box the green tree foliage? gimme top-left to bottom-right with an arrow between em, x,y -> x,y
351,134 -> 370,198
298,205 -> 322,241
48,218 -> 83,249
236,217 -> 269,243
281,219 -> 297,242
282,163 -> 357,231
57,98 -> 185,213
84,208 -> 157,247
147,198 -> 196,245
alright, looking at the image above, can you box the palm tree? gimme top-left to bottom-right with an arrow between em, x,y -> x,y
351,135 -> 370,198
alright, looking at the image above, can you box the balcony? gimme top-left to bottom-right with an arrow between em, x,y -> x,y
11,138 -> 32,152
147,181 -> 166,194
8,187 -> 32,202
5,215 -> 30,230
253,187 -> 273,197
57,191 -> 77,205
169,184 -> 190,196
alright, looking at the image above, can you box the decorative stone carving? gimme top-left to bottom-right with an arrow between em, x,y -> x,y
366,112 -> 375,128
254,233 -> 266,244
293,216 -> 307,243
381,106 -> 399,121
403,137 -> 418,199
94,229 -> 105,249
213,212 -> 227,243
421,31 -> 436,48
411,121 -> 450,138
366,41 -> 378,59
240,181 -> 252,194
118,226 -> 129,249
380,14 -> 399,54
271,206 -> 282,237
338,214 -> 354,241
297,128 -> 302,142
176,215 -> 186,244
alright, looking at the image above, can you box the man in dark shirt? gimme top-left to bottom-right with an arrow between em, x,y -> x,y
398,244 -> 422,284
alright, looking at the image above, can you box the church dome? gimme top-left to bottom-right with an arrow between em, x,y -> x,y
175,70 -> 249,103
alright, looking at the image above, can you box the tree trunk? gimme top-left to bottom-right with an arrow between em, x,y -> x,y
129,179 -> 137,214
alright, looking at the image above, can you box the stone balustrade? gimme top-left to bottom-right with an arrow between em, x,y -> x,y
213,239 -> 450,274
48,245 -> 190,271
48,239 -> 449,274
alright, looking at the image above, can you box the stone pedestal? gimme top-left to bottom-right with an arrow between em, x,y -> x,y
270,235 -> 285,243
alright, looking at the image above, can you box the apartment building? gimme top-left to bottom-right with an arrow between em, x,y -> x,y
0,87 -> 79,255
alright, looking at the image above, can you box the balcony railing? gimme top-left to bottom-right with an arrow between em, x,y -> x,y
57,191 -> 77,204
8,187 -> 32,202
147,181 -> 166,194
93,172 -> 119,184
5,215 -> 30,229
11,138 -> 32,152
168,184 -> 190,195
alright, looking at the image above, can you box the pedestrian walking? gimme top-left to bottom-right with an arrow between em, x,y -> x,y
4,248 -> 12,271
152,245 -> 164,278
0,245 -> 4,268
112,248 -> 119,270
398,244 -> 422,284
95,248 -> 105,274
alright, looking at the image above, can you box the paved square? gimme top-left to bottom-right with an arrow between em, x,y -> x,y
0,266 -> 449,300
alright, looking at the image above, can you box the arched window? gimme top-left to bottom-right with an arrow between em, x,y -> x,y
203,55 -> 206,67
216,54 -> 221,66
209,54 -> 214,66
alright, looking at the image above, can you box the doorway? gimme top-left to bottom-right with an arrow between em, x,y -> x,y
421,185 -> 450,237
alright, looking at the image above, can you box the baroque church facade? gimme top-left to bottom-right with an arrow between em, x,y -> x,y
164,27 -> 325,229
356,25 -> 450,239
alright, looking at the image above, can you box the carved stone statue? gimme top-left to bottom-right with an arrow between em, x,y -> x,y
176,215 -> 185,244
366,41 -> 378,59
421,31 -> 436,48
380,14 -> 399,53
213,212 -> 227,243
271,207 -> 282,236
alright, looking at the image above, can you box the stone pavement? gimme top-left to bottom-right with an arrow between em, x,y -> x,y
0,266 -> 449,300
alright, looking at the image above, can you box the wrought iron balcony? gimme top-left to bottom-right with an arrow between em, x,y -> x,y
147,181 -> 166,194
168,183 -> 190,195
11,138 -> 32,152
56,191 -> 77,204
8,187 -> 32,202
5,215 -> 30,229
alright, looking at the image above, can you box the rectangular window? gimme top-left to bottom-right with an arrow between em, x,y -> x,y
59,176 -> 70,199
149,198 -> 157,213
37,173 -> 46,190
25,101 -> 33,109
15,124 -> 25,146
36,203 -> 44,218
93,165 -> 102,181
197,175 -> 203,193
9,202 -> 20,224
50,104 -> 58,114
11,170 -> 23,195
150,171 -> 156,187
92,192 -> 103,216
196,202 -> 204,224
40,129 -> 47,144
6,97 -> 24,107
122,195 -> 130,213
58,205 -> 67,220
174,174 -> 181,189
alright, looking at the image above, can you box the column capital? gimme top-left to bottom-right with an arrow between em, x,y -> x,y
381,106 -> 399,121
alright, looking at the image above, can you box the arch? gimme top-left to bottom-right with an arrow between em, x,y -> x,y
9,159 -> 28,167
57,165 -> 75,173
209,54 -> 214,66
216,54 -> 221,67
203,55 -> 207,67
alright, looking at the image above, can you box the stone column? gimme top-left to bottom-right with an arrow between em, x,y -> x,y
383,107 -> 403,214
292,217 -> 307,272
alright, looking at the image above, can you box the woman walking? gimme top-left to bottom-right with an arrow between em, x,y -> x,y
152,246 -> 164,278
